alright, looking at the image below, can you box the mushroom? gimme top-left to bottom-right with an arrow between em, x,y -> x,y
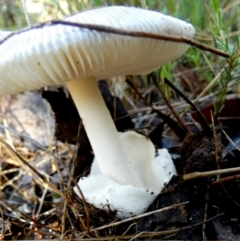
0,6 -> 195,218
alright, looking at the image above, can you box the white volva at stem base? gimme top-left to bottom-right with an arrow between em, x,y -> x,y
66,78 -> 143,188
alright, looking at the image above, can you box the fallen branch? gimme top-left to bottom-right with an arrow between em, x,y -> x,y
183,167 -> 240,180
89,201 -> 189,232
0,20 -> 230,58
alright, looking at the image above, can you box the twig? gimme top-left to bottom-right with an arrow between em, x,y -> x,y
222,129 -> 240,151
154,79 -> 190,134
211,113 -> 221,170
89,201 -> 189,232
215,127 -> 240,207
202,192 -> 209,241
210,114 -> 240,207
0,137 -> 64,197
0,20 -> 230,58
0,136 -> 82,218
183,167 -> 240,180
0,124 -> 65,169
0,197 -> 60,234
193,66 -> 226,104
211,174 -> 240,185
75,213 -> 224,240
126,79 -> 186,140
70,123 -> 91,232
164,78 -> 213,135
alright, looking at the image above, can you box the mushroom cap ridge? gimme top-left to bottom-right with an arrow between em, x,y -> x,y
0,6 -> 195,95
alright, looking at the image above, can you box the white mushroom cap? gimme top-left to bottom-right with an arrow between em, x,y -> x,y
0,6 -> 195,95
74,131 -> 176,219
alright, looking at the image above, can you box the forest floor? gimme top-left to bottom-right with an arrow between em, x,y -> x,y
0,74 -> 240,240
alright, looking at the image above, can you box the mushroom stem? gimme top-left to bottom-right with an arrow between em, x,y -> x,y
66,77 -> 143,188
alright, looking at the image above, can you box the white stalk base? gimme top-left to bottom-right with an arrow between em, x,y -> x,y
74,131 -> 177,219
